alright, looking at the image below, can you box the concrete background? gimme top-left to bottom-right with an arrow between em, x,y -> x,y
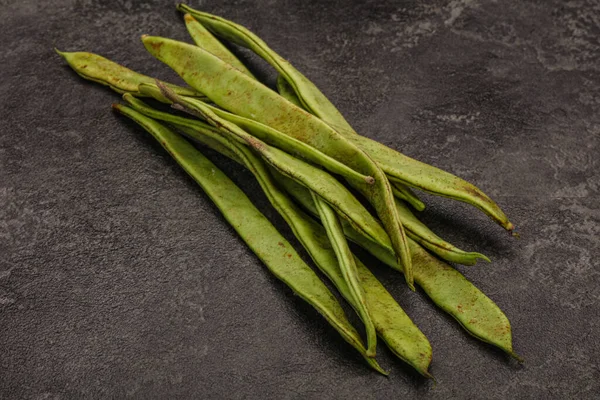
1,0 -> 599,398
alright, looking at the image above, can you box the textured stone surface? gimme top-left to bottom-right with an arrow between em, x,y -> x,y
1,0 -> 599,398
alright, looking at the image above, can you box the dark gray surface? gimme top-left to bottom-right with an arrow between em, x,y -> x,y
1,0 -> 599,398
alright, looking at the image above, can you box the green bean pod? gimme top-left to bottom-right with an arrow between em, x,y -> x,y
113,103 -> 387,374
55,49 -> 204,102
122,95 -> 433,376
312,192 -> 377,357
275,174 -> 488,266
148,82 -> 393,263
394,199 -> 490,266
277,74 -> 428,214
141,35 -> 415,289
248,82 -> 483,265
390,181 -> 426,212
142,83 -> 374,186
139,82 -> 486,266
277,177 -> 518,358
183,13 -> 255,79
178,3 -> 355,135
179,5 -> 514,233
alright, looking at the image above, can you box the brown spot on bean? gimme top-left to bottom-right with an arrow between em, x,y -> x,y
150,41 -> 163,51
247,136 -> 265,151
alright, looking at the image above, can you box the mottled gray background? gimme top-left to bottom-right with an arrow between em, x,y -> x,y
1,0 -> 599,398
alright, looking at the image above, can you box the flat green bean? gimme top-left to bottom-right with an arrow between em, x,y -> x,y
276,172 -> 488,266
113,103 -> 387,374
147,83 -> 374,186
312,192 -> 377,357
122,95 -> 433,376
281,179 -> 518,358
277,74 -> 428,215
151,82 -> 393,261
179,6 -> 515,233
142,35 -> 414,288
55,49 -> 204,102
390,181 -> 426,212
276,70 -> 431,227
183,13 -> 255,79
395,199 -> 490,266
143,81 -> 484,266
178,3 -> 355,135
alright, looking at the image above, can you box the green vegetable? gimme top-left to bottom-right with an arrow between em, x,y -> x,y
147,82 -> 395,268
113,103 -> 388,374
122,94 -> 433,376
141,34 -> 415,289
180,5 -> 515,233
183,13 -> 255,79
313,192 -> 378,357
55,49 -> 204,103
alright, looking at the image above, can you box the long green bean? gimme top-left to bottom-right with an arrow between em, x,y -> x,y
140,82 -> 487,267
148,82 -> 393,262
180,5 -> 514,233
313,192 -> 377,357
277,175 -> 518,358
142,35 -> 415,289
113,103 -> 387,374
276,73 -> 427,213
122,94 -> 433,376
55,49 -> 204,102
142,83 -> 374,186
183,13 -> 255,79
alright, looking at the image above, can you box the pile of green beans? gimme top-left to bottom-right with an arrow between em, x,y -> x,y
57,4 -> 521,379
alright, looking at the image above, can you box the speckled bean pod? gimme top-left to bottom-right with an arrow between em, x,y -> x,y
113,103 -> 387,374
122,95 -> 433,376
55,49 -> 204,102
275,175 -> 519,358
180,5 -> 514,233
142,35 -> 415,289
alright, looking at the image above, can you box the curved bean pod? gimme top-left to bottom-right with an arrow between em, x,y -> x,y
55,49 -> 204,102
276,173 -> 488,266
177,3 -> 355,135
312,192 -> 377,357
390,181 -> 426,212
147,78 -> 486,267
277,74 -> 429,215
178,6 -> 514,233
141,35 -> 414,289
113,103 -> 387,374
361,140 -> 514,232
271,79 -> 484,264
152,82 -> 392,260
394,200 -> 491,266
161,85 -> 375,186
123,95 -> 433,376
183,13 -> 255,79
282,181 -> 518,358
